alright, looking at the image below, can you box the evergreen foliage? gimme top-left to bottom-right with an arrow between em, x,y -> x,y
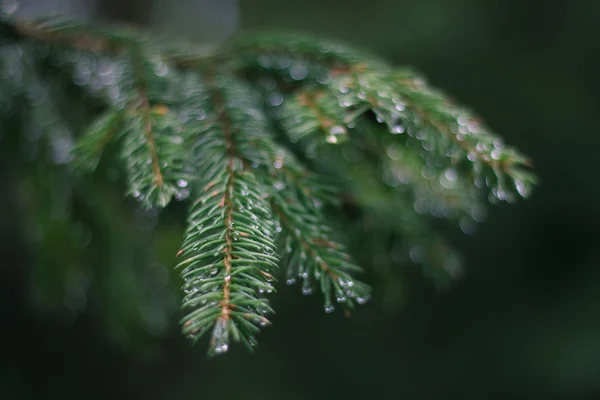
0,14 -> 535,356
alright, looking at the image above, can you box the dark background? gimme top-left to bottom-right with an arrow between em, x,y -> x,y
1,0 -> 600,398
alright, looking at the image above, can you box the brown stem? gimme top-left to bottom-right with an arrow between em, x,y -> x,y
205,68 -> 236,322
131,53 -> 164,187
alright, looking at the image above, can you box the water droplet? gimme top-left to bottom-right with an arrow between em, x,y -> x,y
273,181 -> 285,191
444,169 -> 457,182
302,287 -> 312,295
286,278 -> 296,285
324,305 -> 335,313
356,295 -> 370,305
290,64 -> 308,80
232,231 -> 240,241
392,125 -> 405,134
268,92 -> 283,107
195,110 -> 207,120
467,121 -> 480,134
176,179 -> 188,188
224,275 -> 231,282
274,159 -> 283,169
184,286 -> 198,294
1,0 -> 18,15
258,55 -> 273,68
154,60 -> 168,77
409,246 -> 424,263
214,344 -> 228,354
515,180 -> 530,197
457,115 -> 469,126
336,296 -> 347,303
459,217 -> 477,235
470,204 -> 487,222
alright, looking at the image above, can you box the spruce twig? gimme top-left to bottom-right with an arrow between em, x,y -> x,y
0,16 -> 535,356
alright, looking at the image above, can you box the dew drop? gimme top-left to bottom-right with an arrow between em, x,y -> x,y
1,0 -> 18,15
176,179 -> 188,188
258,55 -> 273,68
395,102 -> 406,111
457,115 -> 469,126
268,92 -> 283,107
444,169 -> 457,182
286,278 -> 296,285
330,125 -> 346,136
214,344 -> 228,354
392,125 -> 405,134
515,180 -> 530,197
459,217 -> 477,235
290,64 -> 308,81
324,305 -> 335,313
409,246 -> 424,263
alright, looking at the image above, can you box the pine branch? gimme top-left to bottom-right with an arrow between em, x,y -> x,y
0,17 -> 536,356
258,139 -> 370,310
71,109 -> 121,172
176,70 -> 280,355
178,166 -> 277,354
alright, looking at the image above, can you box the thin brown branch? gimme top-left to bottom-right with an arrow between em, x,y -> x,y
297,89 -> 335,131
204,67 -> 236,323
131,53 -> 164,187
13,20 -> 120,54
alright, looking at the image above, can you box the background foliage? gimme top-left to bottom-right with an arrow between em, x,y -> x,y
1,0 -> 599,398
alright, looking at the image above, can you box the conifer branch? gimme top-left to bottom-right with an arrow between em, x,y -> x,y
71,110 -> 121,173
131,51 -> 165,188
0,17 -> 536,356
176,71 -> 281,355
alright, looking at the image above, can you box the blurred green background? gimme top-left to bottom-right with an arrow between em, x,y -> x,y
1,0 -> 600,398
